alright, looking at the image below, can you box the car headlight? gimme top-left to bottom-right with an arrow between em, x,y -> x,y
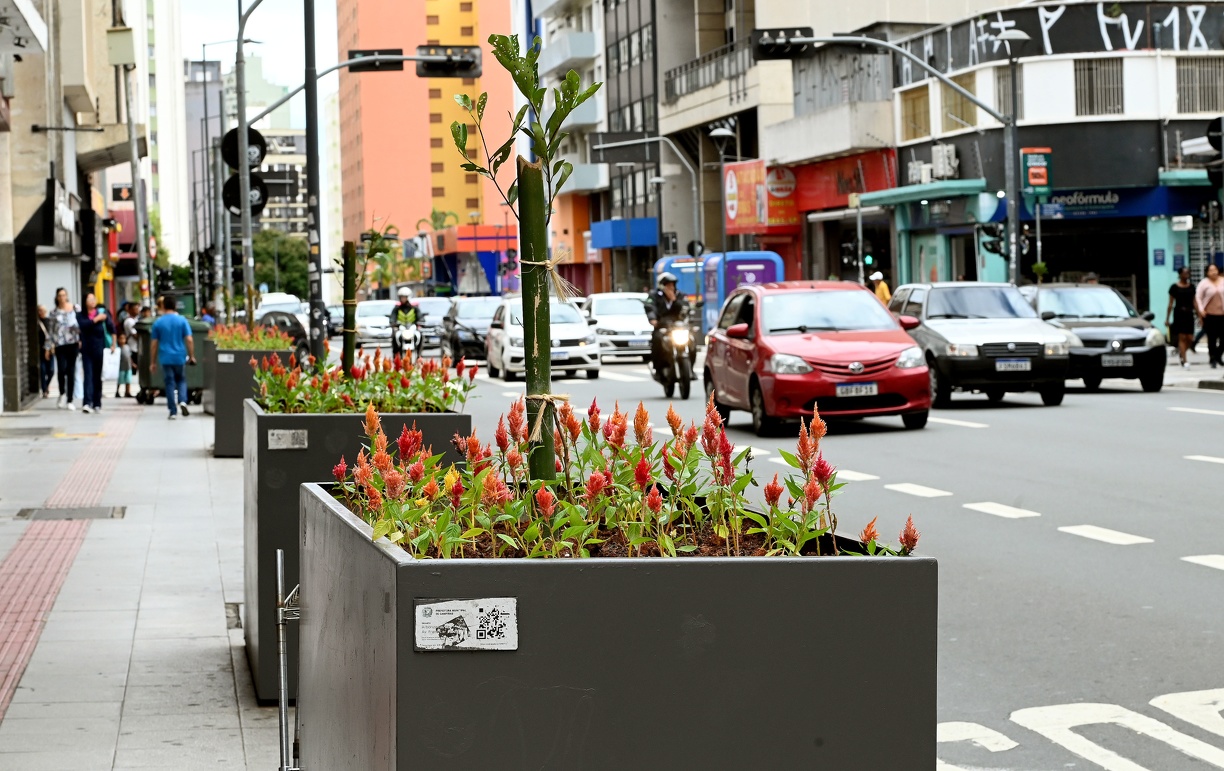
764,353 -> 813,374
1145,328 -> 1165,347
595,327 -> 616,335
1044,342 -> 1069,357
895,346 -> 925,369
457,329 -> 473,340
669,327 -> 691,347
944,343 -> 979,357
509,336 -> 524,347
1064,332 -> 1084,348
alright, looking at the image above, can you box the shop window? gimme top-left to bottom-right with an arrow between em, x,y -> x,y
941,72 -> 977,132
900,85 -> 930,141
1074,58 -> 1123,116
1177,57 -> 1224,113
994,65 -> 1025,121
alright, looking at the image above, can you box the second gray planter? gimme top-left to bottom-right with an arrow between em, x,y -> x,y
212,349 -> 291,457
244,400 -> 471,702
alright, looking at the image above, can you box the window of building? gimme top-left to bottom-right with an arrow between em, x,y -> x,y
429,88 -> 442,99
1074,58 -> 1123,116
431,162 -> 444,173
466,197 -> 480,209
429,113 -> 442,123
617,38 -> 629,72
1177,57 -> 1224,113
461,26 -> 473,37
465,174 -> 478,183
629,30 -> 641,66
432,187 -> 445,198
631,100 -> 643,131
460,1 -> 472,9
642,25 -> 653,59
900,85 -> 930,141
941,72 -> 977,132
462,77 -> 476,85
994,64 -> 1025,121
426,15 -> 439,24
430,137 -> 444,148
607,44 -> 619,74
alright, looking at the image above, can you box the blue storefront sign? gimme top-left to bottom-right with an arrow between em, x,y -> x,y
1038,187 -> 1209,219
1153,248 -> 1166,266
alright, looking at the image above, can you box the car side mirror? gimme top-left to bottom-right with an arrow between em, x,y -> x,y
587,317 -> 598,326
1040,311 -> 1056,321
726,322 -> 750,339
898,315 -> 921,331
1141,310 -> 1155,321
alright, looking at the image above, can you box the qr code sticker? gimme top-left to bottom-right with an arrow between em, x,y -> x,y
477,607 -> 508,640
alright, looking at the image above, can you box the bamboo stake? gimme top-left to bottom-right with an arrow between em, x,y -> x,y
517,156 -> 555,480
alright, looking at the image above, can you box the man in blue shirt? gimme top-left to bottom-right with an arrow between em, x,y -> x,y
149,295 -> 196,419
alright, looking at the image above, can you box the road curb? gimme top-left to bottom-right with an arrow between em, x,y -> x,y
1199,379 -> 1224,391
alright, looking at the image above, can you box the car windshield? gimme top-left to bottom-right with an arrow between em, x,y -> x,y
1037,287 -> 1136,319
593,297 -> 646,315
761,290 -> 898,333
456,298 -> 502,319
509,302 -> 584,326
415,298 -> 452,317
926,287 -> 1037,319
357,301 -> 396,317
258,302 -> 300,315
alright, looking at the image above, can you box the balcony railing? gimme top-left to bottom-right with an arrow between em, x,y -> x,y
663,39 -> 754,104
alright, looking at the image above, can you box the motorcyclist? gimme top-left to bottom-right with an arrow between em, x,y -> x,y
646,272 -> 690,380
389,286 -> 419,358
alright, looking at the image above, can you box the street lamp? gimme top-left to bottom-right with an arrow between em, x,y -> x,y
996,28 -> 1031,285
709,127 -> 735,259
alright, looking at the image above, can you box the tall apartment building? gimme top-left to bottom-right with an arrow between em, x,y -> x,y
335,0 -> 515,246
224,54 -> 292,130
144,0 -> 188,266
258,130 -> 309,239
184,59 -> 224,261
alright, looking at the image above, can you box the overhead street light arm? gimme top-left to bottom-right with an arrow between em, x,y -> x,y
592,136 -> 702,256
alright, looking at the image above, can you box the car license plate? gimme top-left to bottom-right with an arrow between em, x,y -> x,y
995,358 -> 1031,372
628,338 -> 650,348
1101,354 -> 1133,367
836,382 -> 878,397
550,349 -> 569,360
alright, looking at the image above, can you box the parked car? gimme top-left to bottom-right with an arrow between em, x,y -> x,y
1018,283 -> 1166,392
258,310 -> 310,363
578,292 -> 653,361
441,296 -> 502,361
354,299 -> 397,346
486,298 -> 601,381
325,304 -> 343,336
255,292 -> 308,330
414,296 -> 454,352
890,282 -> 1079,407
704,281 -> 930,435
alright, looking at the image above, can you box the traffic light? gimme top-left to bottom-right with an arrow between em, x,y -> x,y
223,173 -> 269,217
752,28 -> 817,60
981,223 -> 1006,255
415,45 -> 482,78
221,127 -> 269,217
500,247 -> 519,276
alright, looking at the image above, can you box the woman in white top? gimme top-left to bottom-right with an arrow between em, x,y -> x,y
47,288 -> 81,409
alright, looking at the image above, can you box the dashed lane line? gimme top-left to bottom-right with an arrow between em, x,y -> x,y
763,457 -> 879,481
1182,555 -> 1224,571
884,483 -> 954,498
1170,407 -> 1224,417
1186,455 -> 1224,465
599,371 -> 647,383
501,391 -> 522,398
1057,525 -> 1153,545
963,501 -> 1042,519
746,447 -> 771,456
928,416 -> 989,428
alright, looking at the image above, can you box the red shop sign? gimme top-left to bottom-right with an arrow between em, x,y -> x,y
792,149 -> 897,213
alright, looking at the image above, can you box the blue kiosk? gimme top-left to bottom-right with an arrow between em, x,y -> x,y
651,256 -> 703,302
700,251 -> 785,334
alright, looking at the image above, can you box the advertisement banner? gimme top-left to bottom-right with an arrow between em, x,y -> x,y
724,160 -> 801,235
792,149 -> 896,213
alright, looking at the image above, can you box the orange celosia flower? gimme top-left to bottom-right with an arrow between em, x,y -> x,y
666,404 -> 683,438
508,398 -> 526,442
364,403 -> 381,439
587,398 -> 601,433
899,516 -> 920,553
534,486 -> 556,517
421,476 -> 440,499
384,470 -> 406,499
764,474 -> 783,508
633,402 -> 651,446
372,449 -> 393,475
859,516 -> 880,544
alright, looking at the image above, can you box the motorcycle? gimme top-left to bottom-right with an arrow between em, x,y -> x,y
393,322 -> 423,359
656,315 -> 694,400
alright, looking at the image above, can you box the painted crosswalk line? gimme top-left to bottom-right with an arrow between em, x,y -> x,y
1057,525 -> 1153,545
1151,688 -> 1224,739
764,457 -> 879,482
936,722 -> 1017,770
1170,407 -> 1224,417
928,417 -> 989,428
746,447 -> 771,456
1182,555 -> 1224,571
884,482 -> 953,498
598,370 -> 647,383
501,391 -> 522,398
963,501 -> 1041,519
1186,455 -> 1224,465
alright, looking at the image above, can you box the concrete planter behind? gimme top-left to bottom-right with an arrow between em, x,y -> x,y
212,349 -> 291,457
244,401 -> 471,702
298,484 -> 938,770
201,339 -> 217,414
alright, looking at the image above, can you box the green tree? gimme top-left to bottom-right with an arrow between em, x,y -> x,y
252,229 -> 309,298
415,208 -> 460,231
149,207 -> 170,268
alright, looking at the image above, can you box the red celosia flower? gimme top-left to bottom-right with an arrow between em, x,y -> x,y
587,398 -> 601,434
666,404 -> 682,438
422,476 -> 440,499
803,474 -> 823,512
584,472 -> 606,505
408,459 -> 425,483
716,428 -> 734,484
341,394 -> 355,408
449,477 -> 464,509
764,474 -> 783,508
899,516 -> 920,553
506,448 -> 523,471
684,423 -> 698,449
456,357 -> 466,377
332,456 -> 347,483
661,445 -> 677,483
535,486 -> 556,517
468,365 -> 478,382
351,365 -> 365,380
495,416 -> 510,452
397,424 -> 420,461
286,372 -> 298,390
289,353 -> 298,370
384,470 -> 406,499
365,485 -> 383,512
634,455 -> 651,489
701,396 -> 722,457
859,516 -> 880,544
813,453 -> 835,486
554,459 -> 562,473
400,375 -> 411,390
508,398 -> 527,442
386,380 -> 396,395
645,484 -> 663,514
795,418 -> 816,477
554,428 -> 565,457
249,356 -> 258,370
633,402 -> 651,446
363,403 -> 381,439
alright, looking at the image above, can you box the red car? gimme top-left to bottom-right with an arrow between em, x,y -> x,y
704,281 -> 931,435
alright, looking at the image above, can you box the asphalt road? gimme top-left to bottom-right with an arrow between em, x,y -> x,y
406,342 -> 1224,770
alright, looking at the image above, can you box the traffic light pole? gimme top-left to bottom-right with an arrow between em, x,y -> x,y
304,0 -> 325,361
236,0 -> 265,328
1005,55 -> 1021,284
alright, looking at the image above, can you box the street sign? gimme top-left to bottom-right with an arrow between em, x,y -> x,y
415,45 -> 482,78
223,173 -> 269,217
111,183 -> 133,203
1172,215 -> 1195,231
1038,203 -> 1064,218
349,48 -> 404,72
221,127 -> 267,170
1021,147 -> 1052,196
687,240 -> 705,259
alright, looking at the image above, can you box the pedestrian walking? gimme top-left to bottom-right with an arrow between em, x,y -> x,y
1196,263 -> 1224,368
1167,266 -> 1197,368
869,271 -> 891,304
48,288 -> 80,411
77,293 -> 115,414
114,331 -> 134,398
149,295 -> 196,419
36,305 -> 55,398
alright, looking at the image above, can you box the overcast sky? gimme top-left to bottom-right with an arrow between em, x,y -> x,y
180,0 -> 340,127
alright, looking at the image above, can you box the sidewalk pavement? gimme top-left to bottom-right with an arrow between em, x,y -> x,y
1159,345 -> 1224,390
0,396 -> 283,770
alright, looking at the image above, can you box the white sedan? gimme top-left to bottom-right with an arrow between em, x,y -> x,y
485,298 -> 601,380
354,299 -> 397,346
578,292 -> 653,362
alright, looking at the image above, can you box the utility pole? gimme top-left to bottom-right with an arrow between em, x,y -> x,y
303,0 -> 326,361
1005,54 -> 1021,284
123,64 -> 150,305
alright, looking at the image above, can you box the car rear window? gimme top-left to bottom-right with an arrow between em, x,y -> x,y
760,290 -> 898,333
456,298 -> 502,319
926,287 -> 1036,319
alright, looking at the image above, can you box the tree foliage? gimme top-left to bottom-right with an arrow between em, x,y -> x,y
252,229 -> 309,298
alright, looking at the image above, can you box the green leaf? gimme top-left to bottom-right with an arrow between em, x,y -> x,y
371,519 -> 394,542
523,523 -> 540,542
554,161 -> 574,196
459,527 -> 485,540
677,545 -> 698,553
731,473 -> 753,495
450,122 -> 469,156
454,93 -> 473,111
777,449 -> 801,468
477,92 -> 488,120
507,183 -> 519,205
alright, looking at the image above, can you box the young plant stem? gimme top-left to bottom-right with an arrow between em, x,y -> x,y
518,155 -> 556,481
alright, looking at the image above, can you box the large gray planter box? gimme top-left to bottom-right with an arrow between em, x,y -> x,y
297,484 -> 938,770
213,349 -> 291,457
201,339 -> 217,414
244,401 -> 471,703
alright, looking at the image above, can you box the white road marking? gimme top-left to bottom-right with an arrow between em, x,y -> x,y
963,501 -> 1041,519
1151,689 -> 1224,739
501,391 -> 522,398
599,371 -> 646,383
836,470 -> 881,482
746,446 -> 771,456
768,457 -> 793,467
1170,407 -> 1224,417
1182,555 -> 1224,571
929,416 -> 989,428
1057,525 -> 1153,545
1010,702 -> 1224,770
884,482 -> 953,498
1186,455 -> 1224,465
936,721 -> 1018,770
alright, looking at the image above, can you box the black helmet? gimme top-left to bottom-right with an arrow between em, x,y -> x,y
658,271 -> 678,286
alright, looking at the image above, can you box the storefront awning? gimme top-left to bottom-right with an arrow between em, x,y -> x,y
1158,169 -> 1209,187
858,179 -> 987,208
806,206 -> 885,223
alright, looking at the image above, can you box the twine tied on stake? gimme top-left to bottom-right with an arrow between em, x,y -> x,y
519,249 -> 580,300
525,392 -> 571,442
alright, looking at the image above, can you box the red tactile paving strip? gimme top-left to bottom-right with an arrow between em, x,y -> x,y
0,406 -> 141,720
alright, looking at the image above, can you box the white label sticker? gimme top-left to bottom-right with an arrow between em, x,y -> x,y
415,598 -> 518,651
267,429 -> 308,450
217,353 -> 235,363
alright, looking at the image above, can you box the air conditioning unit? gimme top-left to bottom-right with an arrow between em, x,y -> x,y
931,144 -> 959,179
907,160 -> 925,184
920,163 -> 933,185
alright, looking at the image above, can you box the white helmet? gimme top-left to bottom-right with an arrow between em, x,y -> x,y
658,272 -> 678,287
397,286 -> 412,299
